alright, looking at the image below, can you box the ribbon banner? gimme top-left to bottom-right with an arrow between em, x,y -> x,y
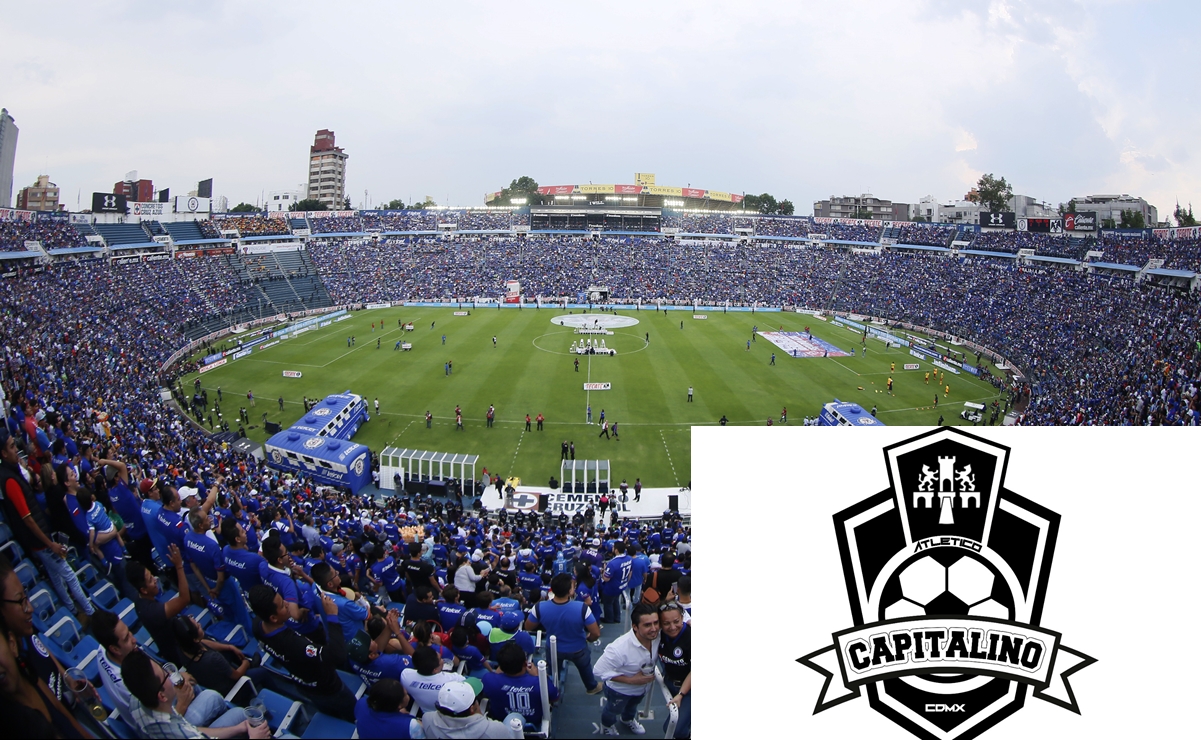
800,616 -> 1094,714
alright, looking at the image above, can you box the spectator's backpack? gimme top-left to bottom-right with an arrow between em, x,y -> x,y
641,570 -> 664,606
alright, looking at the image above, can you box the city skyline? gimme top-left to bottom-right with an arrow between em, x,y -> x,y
1,1 -> 1196,219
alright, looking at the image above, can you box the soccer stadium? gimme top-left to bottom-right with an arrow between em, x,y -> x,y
0,193 -> 1199,739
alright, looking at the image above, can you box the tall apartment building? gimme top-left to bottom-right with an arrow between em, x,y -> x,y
813,194 -> 909,221
0,109 -> 18,209
16,175 -> 59,211
1070,194 -> 1158,227
113,175 -> 155,202
307,129 -> 348,209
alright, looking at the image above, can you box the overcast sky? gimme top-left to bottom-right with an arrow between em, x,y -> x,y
3,0 -> 1197,218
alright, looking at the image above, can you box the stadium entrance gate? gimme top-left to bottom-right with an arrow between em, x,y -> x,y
380,446 -> 479,497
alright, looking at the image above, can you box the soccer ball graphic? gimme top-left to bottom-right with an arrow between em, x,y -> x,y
881,550 -> 1014,622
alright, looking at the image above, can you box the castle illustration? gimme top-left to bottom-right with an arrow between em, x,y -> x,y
914,456 -> 978,523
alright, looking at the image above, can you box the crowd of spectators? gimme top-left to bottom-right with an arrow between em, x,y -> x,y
898,223 -> 956,247
439,211 -> 516,231
214,216 -> 291,237
0,219 -> 90,252
360,211 -> 437,231
197,220 -> 223,239
309,216 -> 364,234
0,243 -> 694,737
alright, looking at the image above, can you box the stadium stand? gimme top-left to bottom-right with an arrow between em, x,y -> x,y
0,219 -> 89,251
93,222 -> 156,246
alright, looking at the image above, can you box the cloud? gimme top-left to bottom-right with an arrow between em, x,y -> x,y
0,0 -> 1195,218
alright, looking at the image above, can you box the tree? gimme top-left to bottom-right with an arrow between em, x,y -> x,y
230,202 -> 257,213
1102,217 -> 1116,229
385,199 -> 405,210
1119,209 -> 1145,228
850,207 -> 874,220
344,197 -> 352,210
1174,203 -> 1197,227
289,199 -> 327,212
1058,198 -> 1078,215
975,174 -> 1014,213
488,176 -> 544,206
408,197 -> 437,210
742,193 -> 793,215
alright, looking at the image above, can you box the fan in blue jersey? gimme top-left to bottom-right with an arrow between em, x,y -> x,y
482,641 -> 559,731
221,517 -> 270,591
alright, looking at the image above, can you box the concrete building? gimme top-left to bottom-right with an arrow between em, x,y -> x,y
1070,194 -> 1158,227
0,109 -> 17,209
267,188 -> 305,212
113,173 -> 155,203
813,194 -> 909,221
910,194 -> 1055,224
306,129 -> 348,209
16,175 -> 59,211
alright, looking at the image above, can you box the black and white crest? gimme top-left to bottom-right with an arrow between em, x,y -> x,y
799,428 -> 1094,740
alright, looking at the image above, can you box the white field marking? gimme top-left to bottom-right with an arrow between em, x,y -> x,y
508,431 -> 525,477
659,429 -> 680,487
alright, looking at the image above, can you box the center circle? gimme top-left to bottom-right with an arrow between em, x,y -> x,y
550,313 -> 641,329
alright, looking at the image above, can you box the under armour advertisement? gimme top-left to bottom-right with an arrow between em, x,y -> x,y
978,212 -> 1015,229
91,191 -> 126,213
692,427 -> 1196,739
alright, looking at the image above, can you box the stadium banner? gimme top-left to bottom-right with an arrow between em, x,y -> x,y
453,311 -> 469,316
198,358 -> 226,373
0,209 -> 34,222
174,196 -> 210,214
282,371 -> 303,378
111,255 -> 141,266
979,211 -> 1016,228
292,326 -> 314,336
615,184 -> 642,194
543,491 -> 632,514
961,361 -> 981,375
693,315 -> 707,319
904,363 -> 920,370
646,185 -> 683,197
731,194 -> 744,203
681,188 -> 705,199
69,214 -> 91,225
537,185 -> 577,196
145,253 -> 170,262
579,184 -> 615,194
202,351 -> 224,364
583,383 -> 611,391
319,320 -> 332,328
365,302 -> 390,309
1063,212 -> 1097,231
24,241 -> 40,250
129,202 -> 166,216
232,349 -> 252,360
707,191 -> 732,202
259,340 -> 280,351
241,335 -> 270,349
933,360 -> 961,375
334,314 -> 352,322
910,345 -> 939,360
505,280 -> 522,304
910,349 -> 924,360
92,193 -> 127,213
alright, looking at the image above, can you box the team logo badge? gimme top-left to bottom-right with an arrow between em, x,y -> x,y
303,437 -> 324,449
352,457 -> 365,475
799,428 -> 1094,740
313,408 -> 331,417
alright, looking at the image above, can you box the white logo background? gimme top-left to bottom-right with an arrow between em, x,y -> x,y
692,428 -> 1198,738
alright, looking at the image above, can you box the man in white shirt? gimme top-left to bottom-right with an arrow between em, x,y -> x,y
593,602 -> 661,735
401,645 -> 466,714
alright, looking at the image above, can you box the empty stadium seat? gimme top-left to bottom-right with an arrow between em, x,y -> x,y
90,581 -> 120,611
14,560 -> 38,590
0,539 -> 27,565
300,712 -> 356,739
42,617 -> 102,680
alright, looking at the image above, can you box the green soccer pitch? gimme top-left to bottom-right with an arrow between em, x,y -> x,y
180,307 -> 1006,487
